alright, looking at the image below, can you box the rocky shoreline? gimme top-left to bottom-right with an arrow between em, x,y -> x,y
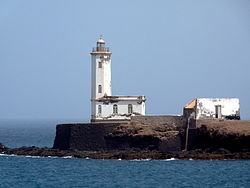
1,120 -> 250,160
1,144 -> 250,160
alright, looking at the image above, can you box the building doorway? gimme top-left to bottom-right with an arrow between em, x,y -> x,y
215,105 -> 222,118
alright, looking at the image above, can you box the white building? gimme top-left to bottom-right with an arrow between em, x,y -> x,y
183,98 -> 240,120
90,37 -> 146,122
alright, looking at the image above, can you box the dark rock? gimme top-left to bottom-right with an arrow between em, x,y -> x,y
158,133 -> 182,152
213,148 -> 230,154
192,123 -> 250,152
1,143 -> 250,160
2,119 -> 250,160
53,122 -> 183,152
0,143 -> 7,151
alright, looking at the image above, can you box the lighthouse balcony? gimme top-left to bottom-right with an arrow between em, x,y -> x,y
92,47 -> 110,52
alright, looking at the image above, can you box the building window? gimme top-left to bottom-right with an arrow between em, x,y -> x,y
98,61 -> 102,68
98,105 -> 102,114
113,104 -> 118,114
98,85 -> 102,93
128,104 -> 133,114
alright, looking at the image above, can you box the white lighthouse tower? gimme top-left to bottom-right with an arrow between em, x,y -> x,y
90,37 -> 146,122
90,37 -> 112,99
90,37 -> 112,118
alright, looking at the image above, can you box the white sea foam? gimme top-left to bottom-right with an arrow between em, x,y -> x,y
164,158 -> 176,161
1,154 -> 47,158
62,156 -> 73,159
47,156 -> 60,159
0,153 -> 17,157
131,158 -> 151,161
25,155 -> 42,158
0,153 -> 9,156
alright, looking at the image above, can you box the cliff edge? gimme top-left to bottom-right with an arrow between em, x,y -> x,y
53,121 -> 184,152
1,120 -> 250,160
53,118 -> 250,153
190,120 -> 250,152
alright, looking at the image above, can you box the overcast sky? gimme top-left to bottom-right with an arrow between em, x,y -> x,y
0,0 -> 250,120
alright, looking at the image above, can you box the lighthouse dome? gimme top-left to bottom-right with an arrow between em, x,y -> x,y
97,38 -> 105,44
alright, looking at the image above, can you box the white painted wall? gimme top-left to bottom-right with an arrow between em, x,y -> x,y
196,98 -> 240,119
90,39 -> 146,121
91,54 -> 112,99
94,99 -> 146,120
90,40 -> 112,119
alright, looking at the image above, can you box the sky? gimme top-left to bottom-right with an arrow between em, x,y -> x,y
0,0 -> 250,120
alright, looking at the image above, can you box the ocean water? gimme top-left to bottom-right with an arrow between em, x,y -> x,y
0,120 -> 250,188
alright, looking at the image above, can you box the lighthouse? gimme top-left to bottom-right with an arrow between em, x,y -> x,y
90,37 -> 112,99
90,37 -> 146,122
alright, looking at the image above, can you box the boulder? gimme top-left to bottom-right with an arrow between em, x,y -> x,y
0,143 -> 7,151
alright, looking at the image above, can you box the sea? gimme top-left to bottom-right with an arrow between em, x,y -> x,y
0,120 -> 249,188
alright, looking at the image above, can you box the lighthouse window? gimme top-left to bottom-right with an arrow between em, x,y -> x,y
98,105 -> 102,114
98,61 -> 102,68
113,104 -> 118,114
128,104 -> 133,114
98,85 -> 102,93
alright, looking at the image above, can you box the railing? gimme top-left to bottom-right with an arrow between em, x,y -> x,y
92,47 -> 110,52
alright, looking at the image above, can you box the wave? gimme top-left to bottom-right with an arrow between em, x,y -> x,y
130,159 -> 151,161
0,153 -> 17,157
130,158 -> 178,161
164,158 -> 177,161
62,156 -> 73,159
0,153 -> 61,159
25,155 -> 43,158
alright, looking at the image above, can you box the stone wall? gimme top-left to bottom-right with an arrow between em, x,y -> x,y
195,119 -> 227,128
53,123 -> 122,151
131,115 -> 186,128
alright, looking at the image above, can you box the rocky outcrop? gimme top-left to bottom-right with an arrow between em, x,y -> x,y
1,144 -> 250,160
0,143 -> 7,152
1,120 -> 250,160
53,121 -> 185,152
53,119 -> 250,154
53,119 -> 250,155
188,120 -> 250,152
